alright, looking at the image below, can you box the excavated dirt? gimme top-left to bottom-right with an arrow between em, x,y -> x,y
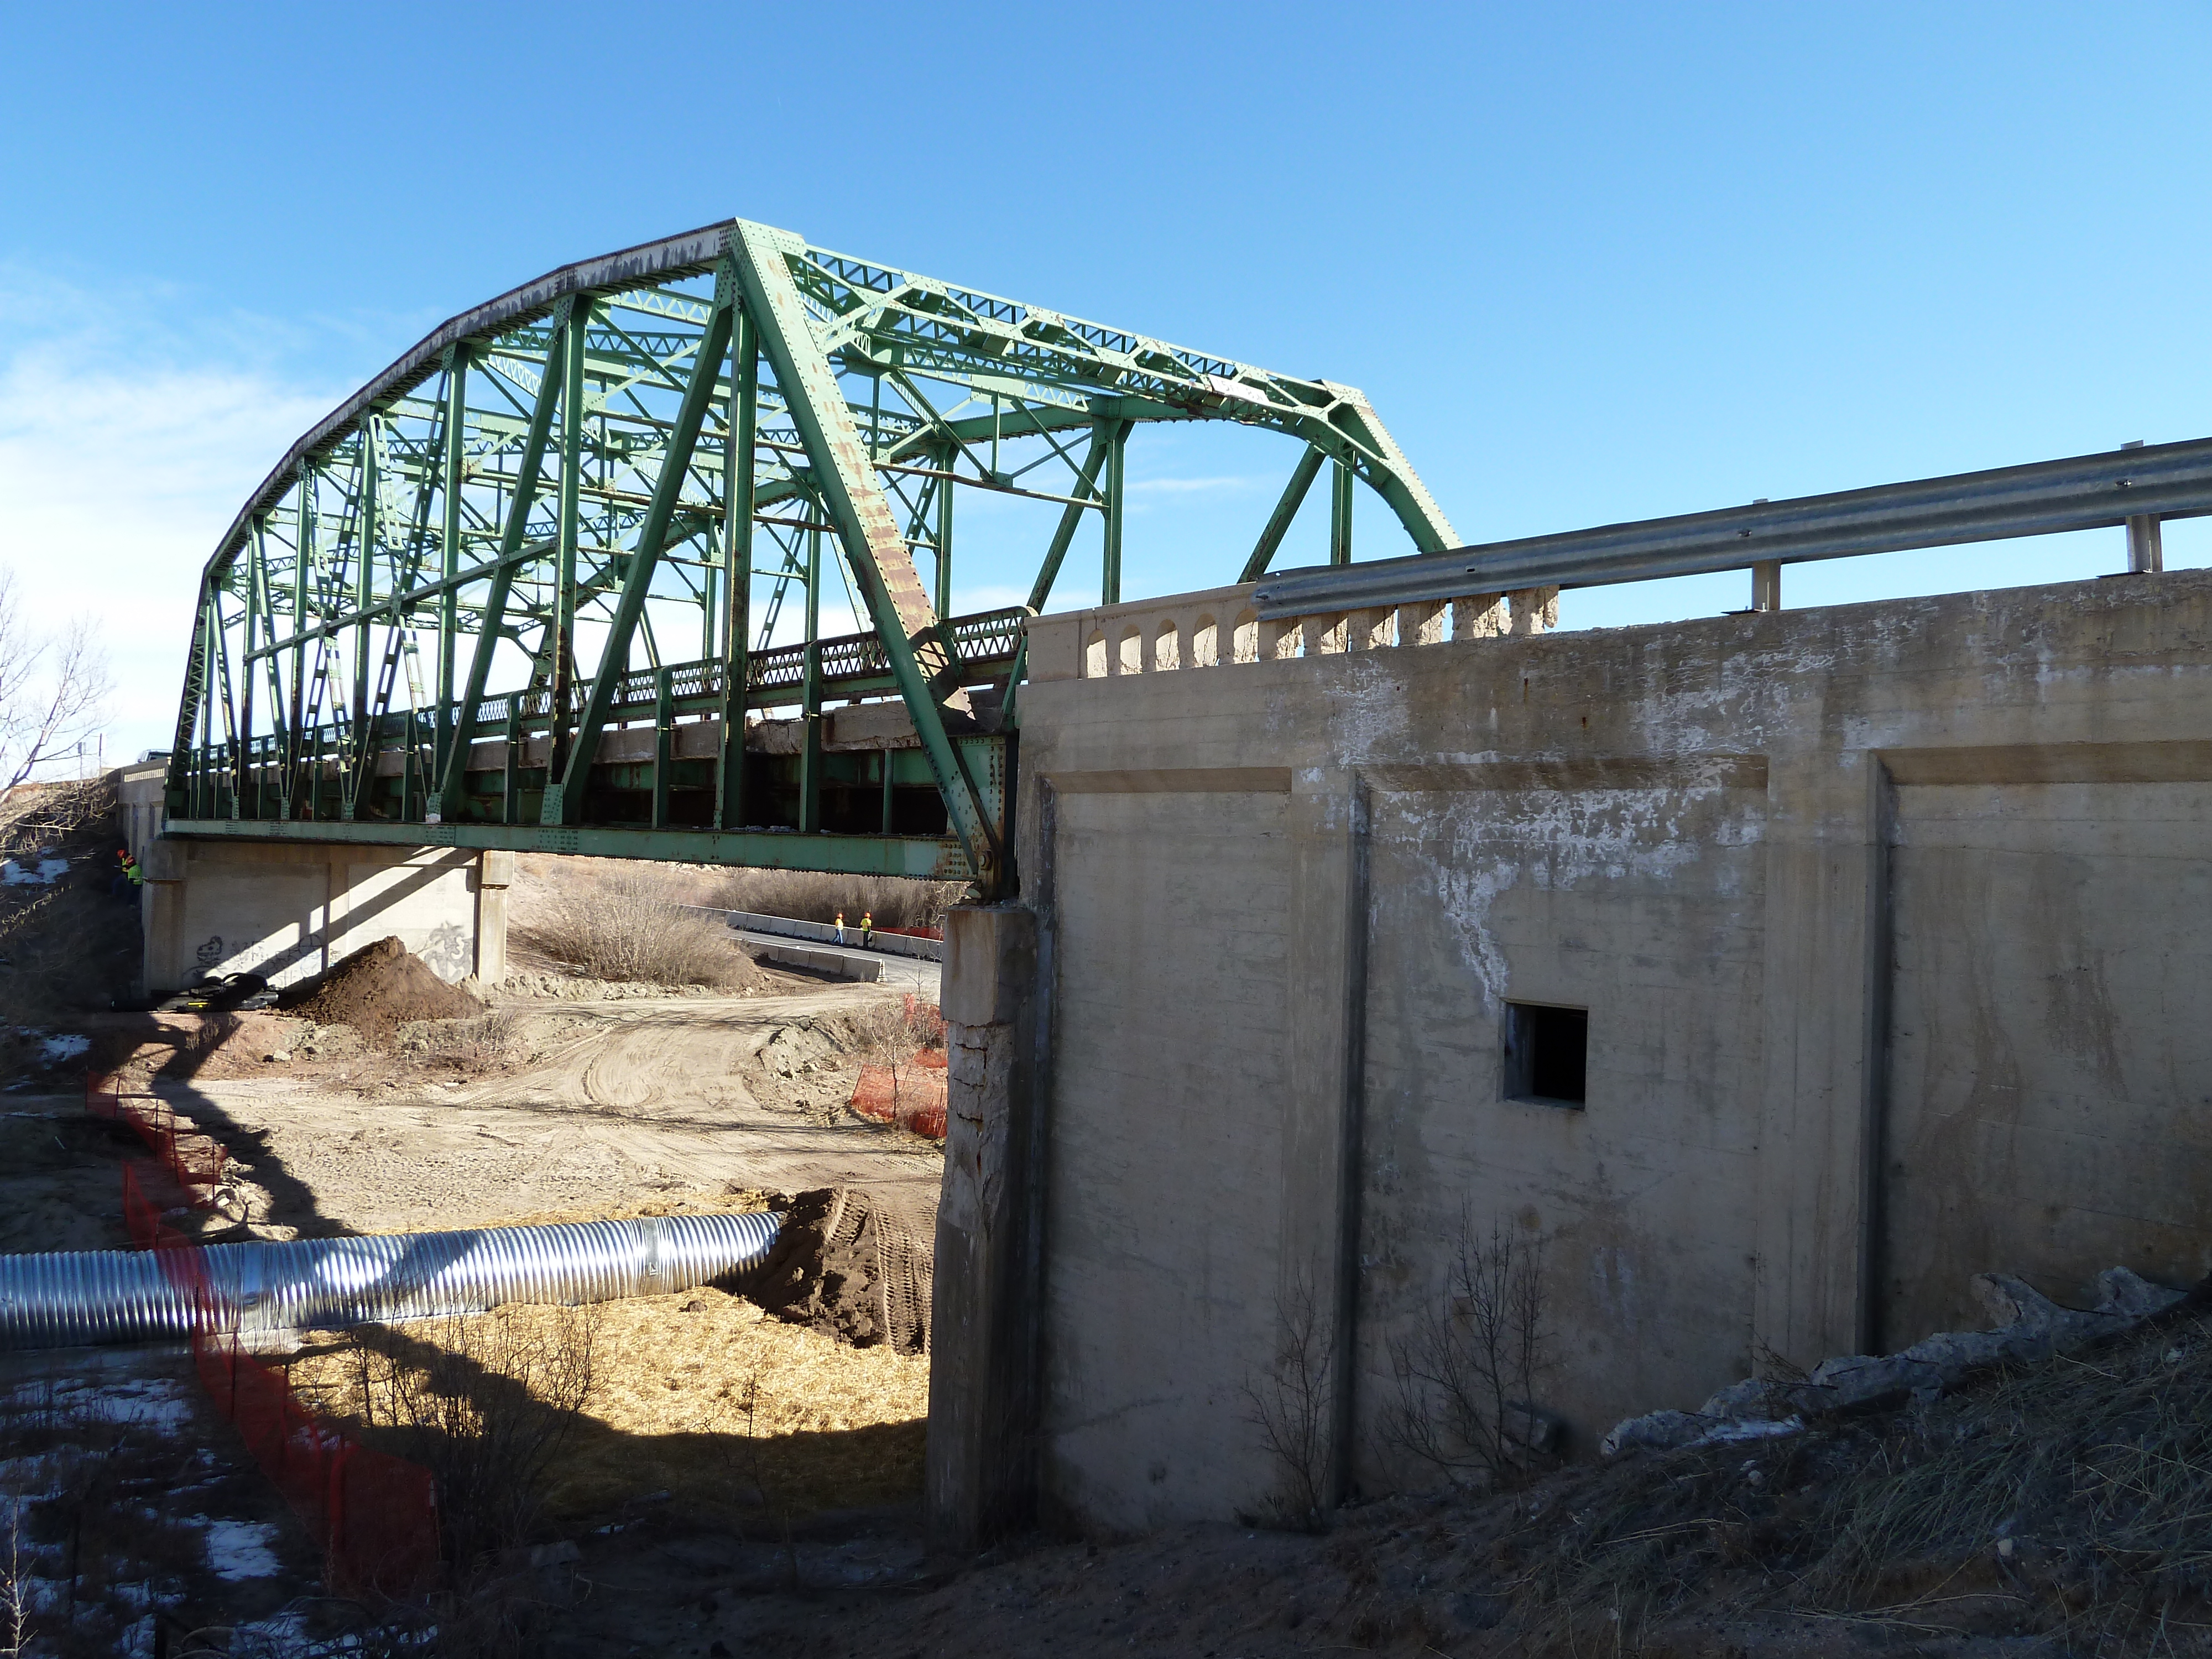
742,1185 -> 932,1352
279,935 -> 481,1041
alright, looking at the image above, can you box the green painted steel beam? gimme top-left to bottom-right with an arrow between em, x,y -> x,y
546,279 -> 734,825
164,817 -> 969,879
170,217 -> 1460,887
731,220 -> 1002,890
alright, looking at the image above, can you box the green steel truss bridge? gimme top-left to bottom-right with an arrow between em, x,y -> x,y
165,218 -> 1456,898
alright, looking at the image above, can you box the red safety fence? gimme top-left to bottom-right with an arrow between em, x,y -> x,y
847,997 -> 949,1138
95,1073 -> 441,1594
88,1072 -> 228,1202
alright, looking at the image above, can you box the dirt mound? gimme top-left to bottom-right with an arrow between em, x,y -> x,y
739,1187 -> 932,1353
280,936 -> 481,1042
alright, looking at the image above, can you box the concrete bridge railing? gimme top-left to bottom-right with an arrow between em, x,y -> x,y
1022,580 -> 1562,684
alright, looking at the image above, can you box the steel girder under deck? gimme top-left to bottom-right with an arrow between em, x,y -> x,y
165,218 -> 1457,894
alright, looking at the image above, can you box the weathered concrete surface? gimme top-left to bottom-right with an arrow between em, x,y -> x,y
1006,567 -> 2212,1532
927,904 -> 1042,1547
136,837 -> 509,994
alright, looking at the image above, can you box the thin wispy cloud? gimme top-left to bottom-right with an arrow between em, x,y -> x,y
1126,476 -> 1256,495
0,268 -> 339,759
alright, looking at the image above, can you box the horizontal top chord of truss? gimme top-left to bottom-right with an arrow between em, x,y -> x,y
165,217 -> 1459,894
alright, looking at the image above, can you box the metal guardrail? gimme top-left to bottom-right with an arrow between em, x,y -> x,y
1251,435 -> 2212,616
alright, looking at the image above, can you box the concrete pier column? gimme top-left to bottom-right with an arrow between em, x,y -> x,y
926,902 -> 1042,1549
474,851 -> 514,984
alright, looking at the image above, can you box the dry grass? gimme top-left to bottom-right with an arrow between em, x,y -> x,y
395,1009 -> 521,1072
287,1289 -> 930,1533
512,864 -> 759,989
1806,1307 -> 2212,1632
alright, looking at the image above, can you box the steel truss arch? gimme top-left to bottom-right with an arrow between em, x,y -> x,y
165,218 -> 1456,893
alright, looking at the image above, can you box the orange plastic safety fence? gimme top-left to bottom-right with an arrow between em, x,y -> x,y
97,1073 -> 441,1594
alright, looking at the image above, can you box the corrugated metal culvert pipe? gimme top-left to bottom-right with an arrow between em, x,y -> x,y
0,1211 -> 784,1349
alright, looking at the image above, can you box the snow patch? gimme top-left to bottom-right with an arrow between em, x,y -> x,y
199,1517 -> 283,1580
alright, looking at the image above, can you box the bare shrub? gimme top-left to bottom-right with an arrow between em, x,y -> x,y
1383,1207 -> 1552,1489
713,868 -> 963,932
1239,1275 -> 1335,1531
515,865 -> 746,987
400,1010 -> 520,1072
0,775 -> 112,864
0,569 -> 109,794
309,1307 -> 599,1569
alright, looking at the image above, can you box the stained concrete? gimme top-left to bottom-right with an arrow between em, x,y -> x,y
994,566 -> 2212,1533
132,837 -> 509,995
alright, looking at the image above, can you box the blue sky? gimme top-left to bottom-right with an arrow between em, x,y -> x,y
7,2 -> 2212,759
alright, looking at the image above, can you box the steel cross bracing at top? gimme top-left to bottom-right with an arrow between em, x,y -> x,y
164,218 -> 1457,895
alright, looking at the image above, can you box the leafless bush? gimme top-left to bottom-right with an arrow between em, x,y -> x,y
1240,1275 -> 1336,1531
0,569 -> 109,795
0,776 -> 112,864
313,1307 -> 599,1569
712,868 -> 963,932
1383,1208 -> 1552,1489
400,1010 -> 520,1071
515,866 -> 745,987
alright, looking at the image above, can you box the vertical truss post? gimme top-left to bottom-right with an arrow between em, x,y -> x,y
880,747 -> 894,834
437,297 -> 574,821
732,220 -> 1001,888
288,471 -> 314,811
1026,425 -> 1111,614
935,441 -> 954,620
238,524 -> 262,813
1102,418 -> 1129,606
344,423 -> 379,818
1240,446 -> 1326,582
437,349 -> 467,778
548,306 -> 588,782
800,525 -> 823,834
1329,457 -> 1354,566
719,307 -> 757,831
651,666 -> 674,830
250,520 -> 285,816
547,288 -> 734,824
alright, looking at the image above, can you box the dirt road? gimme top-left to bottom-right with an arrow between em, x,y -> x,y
159,983 -> 942,1244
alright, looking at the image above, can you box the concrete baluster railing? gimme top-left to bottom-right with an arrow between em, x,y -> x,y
1025,580 -> 1562,685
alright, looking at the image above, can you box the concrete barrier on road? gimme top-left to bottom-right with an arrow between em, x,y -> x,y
735,934 -> 885,982
681,905 -> 945,962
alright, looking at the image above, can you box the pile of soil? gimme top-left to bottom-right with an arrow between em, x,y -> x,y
739,1186 -> 932,1353
279,936 -> 481,1042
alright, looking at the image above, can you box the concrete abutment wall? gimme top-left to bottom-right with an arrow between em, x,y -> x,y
128,830 -> 510,997
926,567 -> 2212,1545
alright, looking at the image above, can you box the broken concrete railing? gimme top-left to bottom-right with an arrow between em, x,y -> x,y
1602,1267 -> 2190,1458
1022,580 -> 1562,684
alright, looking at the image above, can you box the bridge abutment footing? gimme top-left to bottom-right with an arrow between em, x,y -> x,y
135,837 -> 511,998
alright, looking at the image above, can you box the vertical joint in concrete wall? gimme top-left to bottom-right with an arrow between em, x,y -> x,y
926,902 -> 1042,1551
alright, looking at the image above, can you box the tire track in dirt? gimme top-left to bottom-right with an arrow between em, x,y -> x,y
165,988 -> 942,1238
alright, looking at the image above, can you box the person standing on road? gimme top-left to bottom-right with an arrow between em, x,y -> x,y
112,848 -> 142,901
860,910 -> 874,950
834,910 -> 847,946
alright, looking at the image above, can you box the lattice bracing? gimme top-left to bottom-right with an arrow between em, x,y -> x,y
165,218 -> 1455,893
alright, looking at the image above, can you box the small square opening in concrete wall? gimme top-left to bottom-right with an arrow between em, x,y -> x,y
1503,1002 -> 1588,1108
